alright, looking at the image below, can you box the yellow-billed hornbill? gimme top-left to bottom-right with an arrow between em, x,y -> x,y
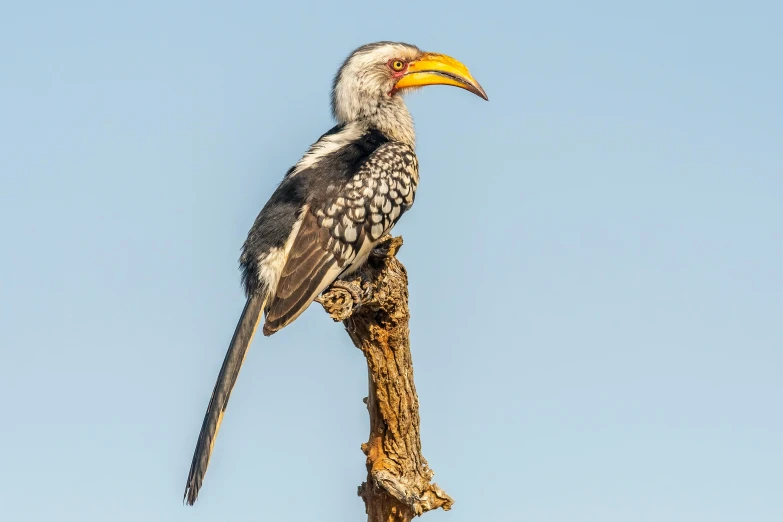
184,41 -> 487,505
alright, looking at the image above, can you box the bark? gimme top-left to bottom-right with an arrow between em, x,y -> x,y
316,236 -> 453,522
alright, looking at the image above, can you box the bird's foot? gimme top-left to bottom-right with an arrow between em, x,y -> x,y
317,239 -> 403,321
316,279 -> 367,322
331,279 -> 364,305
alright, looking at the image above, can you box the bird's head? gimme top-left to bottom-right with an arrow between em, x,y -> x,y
331,42 -> 487,142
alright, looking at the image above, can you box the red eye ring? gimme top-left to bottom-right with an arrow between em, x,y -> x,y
389,59 -> 406,72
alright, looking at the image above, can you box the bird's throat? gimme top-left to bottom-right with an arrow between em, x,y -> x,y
363,96 -> 415,147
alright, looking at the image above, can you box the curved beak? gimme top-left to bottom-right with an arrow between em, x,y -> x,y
394,52 -> 488,101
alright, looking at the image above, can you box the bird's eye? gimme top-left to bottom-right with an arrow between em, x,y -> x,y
390,60 -> 406,72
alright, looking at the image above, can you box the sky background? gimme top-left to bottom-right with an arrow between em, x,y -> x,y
1,1 -> 781,521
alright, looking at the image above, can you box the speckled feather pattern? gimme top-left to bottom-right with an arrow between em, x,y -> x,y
316,141 -> 418,265
261,136 -> 418,333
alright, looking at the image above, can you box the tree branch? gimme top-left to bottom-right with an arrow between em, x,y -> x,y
316,236 -> 453,521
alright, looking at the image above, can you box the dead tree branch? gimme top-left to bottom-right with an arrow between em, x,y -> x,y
316,236 -> 453,522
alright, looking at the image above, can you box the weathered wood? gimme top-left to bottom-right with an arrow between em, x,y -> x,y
316,236 -> 453,521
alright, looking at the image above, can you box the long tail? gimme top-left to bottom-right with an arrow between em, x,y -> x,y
184,293 -> 266,505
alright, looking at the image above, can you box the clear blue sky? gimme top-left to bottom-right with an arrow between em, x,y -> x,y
1,1 -> 781,521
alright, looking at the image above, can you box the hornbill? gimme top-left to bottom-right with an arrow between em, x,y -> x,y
184,41 -> 487,505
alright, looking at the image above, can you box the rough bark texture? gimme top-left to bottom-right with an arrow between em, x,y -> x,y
316,236 -> 453,522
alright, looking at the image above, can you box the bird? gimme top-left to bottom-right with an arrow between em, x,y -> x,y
183,41 -> 487,505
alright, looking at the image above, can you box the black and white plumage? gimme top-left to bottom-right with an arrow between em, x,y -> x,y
184,41 -> 486,505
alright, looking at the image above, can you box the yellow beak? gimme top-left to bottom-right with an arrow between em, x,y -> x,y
394,52 -> 488,100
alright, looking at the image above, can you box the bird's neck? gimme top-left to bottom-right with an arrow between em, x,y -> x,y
340,96 -> 416,148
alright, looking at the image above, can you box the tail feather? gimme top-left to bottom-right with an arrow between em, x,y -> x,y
184,293 -> 265,505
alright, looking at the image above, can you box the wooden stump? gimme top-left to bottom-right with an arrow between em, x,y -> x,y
316,236 -> 453,522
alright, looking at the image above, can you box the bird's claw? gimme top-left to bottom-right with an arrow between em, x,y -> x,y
316,279 -> 365,322
330,279 -> 364,308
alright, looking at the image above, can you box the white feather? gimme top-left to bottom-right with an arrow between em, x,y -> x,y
255,206 -> 307,298
288,123 -> 365,177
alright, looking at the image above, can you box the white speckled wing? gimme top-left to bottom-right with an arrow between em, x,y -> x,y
263,142 -> 418,334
